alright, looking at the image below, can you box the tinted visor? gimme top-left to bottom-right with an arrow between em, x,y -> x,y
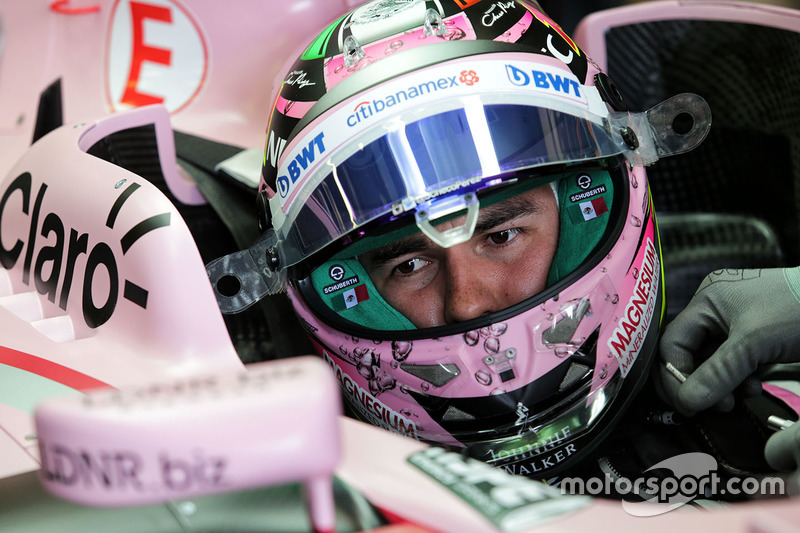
274,100 -> 624,272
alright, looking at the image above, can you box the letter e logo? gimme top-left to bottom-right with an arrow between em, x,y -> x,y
106,0 -> 208,113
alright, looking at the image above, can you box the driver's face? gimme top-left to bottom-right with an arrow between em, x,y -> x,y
360,185 -> 560,328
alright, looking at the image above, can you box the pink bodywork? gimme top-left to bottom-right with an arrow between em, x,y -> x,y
0,0 -> 363,177
573,0 -> 800,72
35,356 -> 342,531
0,0 -> 359,519
0,105 -> 243,476
0,1 -> 799,532
0,0 -> 360,475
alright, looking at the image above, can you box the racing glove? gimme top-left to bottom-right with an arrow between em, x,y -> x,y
656,267 -> 800,415
765,418 -> 800,472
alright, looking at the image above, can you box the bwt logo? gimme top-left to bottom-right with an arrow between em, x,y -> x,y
276,133 -> 327,199
106,0 -> 208,113
505,64 -> 582,99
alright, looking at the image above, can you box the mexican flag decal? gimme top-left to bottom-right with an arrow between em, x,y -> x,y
332,284 -> 370,311
569,197 -> 608,224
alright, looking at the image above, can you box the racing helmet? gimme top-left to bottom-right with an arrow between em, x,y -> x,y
208,0 -> 711,477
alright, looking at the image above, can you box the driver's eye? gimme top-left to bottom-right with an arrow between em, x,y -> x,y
394,257 -> 427,275
488,228 -> 519,245
396,260 -> 415,274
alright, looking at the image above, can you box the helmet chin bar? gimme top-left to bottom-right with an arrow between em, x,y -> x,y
415,192 -> 480,248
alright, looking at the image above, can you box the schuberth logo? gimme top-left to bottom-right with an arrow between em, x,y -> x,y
569,185 -> 606,204
0,173 -> 171,328
328,264 -> 345,281
107,0 -> 208,113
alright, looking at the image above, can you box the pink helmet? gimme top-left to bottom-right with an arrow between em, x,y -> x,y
208,0 -> 710,477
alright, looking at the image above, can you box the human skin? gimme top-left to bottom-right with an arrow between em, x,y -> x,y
360,185 -> 559,327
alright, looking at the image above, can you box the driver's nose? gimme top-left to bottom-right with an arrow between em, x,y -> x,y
442,247 -> 502,324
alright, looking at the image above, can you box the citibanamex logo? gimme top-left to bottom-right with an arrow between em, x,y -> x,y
459,70 -> 479,86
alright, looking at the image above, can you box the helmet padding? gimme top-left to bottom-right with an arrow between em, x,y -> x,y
311,168 -> 615,330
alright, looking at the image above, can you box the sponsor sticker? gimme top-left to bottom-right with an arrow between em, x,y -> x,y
569,185 -> 606,203
274,58 -> 589,210
332,284 -> 369,311
322,276 -> 359,295
275,132 -> 326,199
345,72 -> 475,128
106,0 -> 208,113
408,447 -> 589,531
0,173 -> 171,329
567,197 -> 608,224
607,238 -> 660,376
504,63 -> 585,104
40,442 -> 227,495
321,351 -> 417,438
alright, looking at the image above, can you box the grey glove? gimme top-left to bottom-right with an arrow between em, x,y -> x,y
656,267 -> 800,415
765,418 -> 800,472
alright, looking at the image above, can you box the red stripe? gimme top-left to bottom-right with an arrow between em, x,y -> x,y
0,345 -> 111,392
355,284 -> 369,303
591,197 -> 608,216
374,505 -> 432,530
50,0 -> 101,14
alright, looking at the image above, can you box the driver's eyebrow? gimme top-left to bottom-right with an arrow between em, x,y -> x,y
473,195 -> 541,234
361,233 -> 430,269
362,195 -> 542,268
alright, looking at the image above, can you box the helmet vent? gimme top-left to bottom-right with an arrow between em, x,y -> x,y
400,363 -> 461,388
542,298 -> 591,345
558,362 -> 592,392
343,35 -> 365,68
423,8 -> 446,37
441,406 -> 476,422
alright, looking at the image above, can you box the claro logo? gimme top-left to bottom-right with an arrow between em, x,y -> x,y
106,0 -> 208,113
0,173 -> 170,329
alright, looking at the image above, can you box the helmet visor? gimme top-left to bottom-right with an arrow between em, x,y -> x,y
207,92 -> 708,315
273,98 -> 624,271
